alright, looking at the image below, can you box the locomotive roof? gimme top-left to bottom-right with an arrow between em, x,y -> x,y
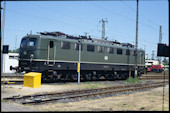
24,32 -> 144,51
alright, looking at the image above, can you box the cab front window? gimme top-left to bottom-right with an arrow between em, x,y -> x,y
28,38 -> 36,47
21,38 -> 27,47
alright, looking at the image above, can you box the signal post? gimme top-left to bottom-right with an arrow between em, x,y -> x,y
77,40 -> 81,85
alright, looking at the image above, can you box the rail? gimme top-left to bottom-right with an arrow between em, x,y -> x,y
2,81 -> 168,105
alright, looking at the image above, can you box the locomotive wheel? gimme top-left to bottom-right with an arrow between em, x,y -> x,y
122,74 -> 126,80
42,70 -> 48,82
95,74 -> 101,80
116,74 -> 121,79
75,74 -> 78,81
70,74 -> 74,80
65,74 -> 69,81
89,73 -> 93,81
53,71 -> 58,81
84,74 -> 92,81
124,72 -> 129,79
104,74 -> 110,80
70,74 -> 77,81
85,74 -> 90,81
110,74 -> 115,80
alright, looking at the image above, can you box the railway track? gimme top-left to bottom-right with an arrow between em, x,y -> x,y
1,78 -> 168,85
140,75 -> 169,78
139,76 -> 169,80
1,75 -> 24,79
2,81 -> 168,105
1,77 -> 168,85
139,78 -> 168,80
1,80 -> 23,84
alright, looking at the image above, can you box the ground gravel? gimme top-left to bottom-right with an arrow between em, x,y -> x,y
1,73 -> 169,111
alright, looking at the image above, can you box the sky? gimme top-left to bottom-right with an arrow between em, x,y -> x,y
1,0 -> 169,60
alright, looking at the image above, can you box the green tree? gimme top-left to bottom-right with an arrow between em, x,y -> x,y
12,48 -> 19,53
8,50 -> 12,53
163,58 -> 168,65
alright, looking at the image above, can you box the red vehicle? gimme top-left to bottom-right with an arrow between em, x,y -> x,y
147,65 -> 163,73
147,67 -> 151,72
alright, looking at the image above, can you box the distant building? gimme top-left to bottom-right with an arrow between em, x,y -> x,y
1,52 -> 19,73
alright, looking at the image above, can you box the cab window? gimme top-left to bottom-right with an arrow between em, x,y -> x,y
126,49 -> 130,55
98,46 -> 105,53
28,38 -> 36,46
87,44 -> 94,52
61,41 -> 70,49
75,43 -> 83,51
108,47 -> 114,54
117,48 -> 122,55
21,38 -> 27,47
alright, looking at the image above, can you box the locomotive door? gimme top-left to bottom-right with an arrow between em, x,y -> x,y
47,40 -> 56,65
139,51 -> 143,65
127,49 -> 130,71
127,49 -> 130,64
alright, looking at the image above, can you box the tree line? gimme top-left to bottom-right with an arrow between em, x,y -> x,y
8,48 -> 19,53
1,48 -> 20,53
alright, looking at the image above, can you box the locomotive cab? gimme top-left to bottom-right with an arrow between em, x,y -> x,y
18,35 -> 40,73
20,36 -> 37,58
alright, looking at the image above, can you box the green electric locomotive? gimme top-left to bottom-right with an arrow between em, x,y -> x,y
11,31 -> 145,81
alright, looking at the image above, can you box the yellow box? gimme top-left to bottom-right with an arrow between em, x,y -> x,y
24,72 -> 42,88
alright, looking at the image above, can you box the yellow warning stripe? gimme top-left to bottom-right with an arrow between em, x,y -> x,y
7,81 -> 15,84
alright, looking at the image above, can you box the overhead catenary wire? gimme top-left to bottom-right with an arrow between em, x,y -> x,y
86,1 -> 168,32
86,1 -> 163,55
7,2 -> 158,39
33,4 -> 98,27
120,0 -> 162,27
6,7 -> 104,39
5,6 -> 131,42
6,8 -> 90,31
6,7 -> 160,49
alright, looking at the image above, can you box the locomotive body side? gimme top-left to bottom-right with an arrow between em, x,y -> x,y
17,34 -> 145,81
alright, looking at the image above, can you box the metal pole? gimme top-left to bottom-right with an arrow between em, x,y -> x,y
99,19 -> 108,40
3,53 -> 5,73
135,0 -> 139,78
159,26 -> 162,43
15,34 -> 18,50
159,26 -> 162,65
102,19 -> 105,40
84,32 -> 88,37
1,1 -> 6,50
2,1 -> 6,74
162,57 -> 166,111
78,41 -> 81,85
152,50 -> 155,60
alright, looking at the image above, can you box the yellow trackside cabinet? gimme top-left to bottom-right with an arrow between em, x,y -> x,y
24,72 -> 42,88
